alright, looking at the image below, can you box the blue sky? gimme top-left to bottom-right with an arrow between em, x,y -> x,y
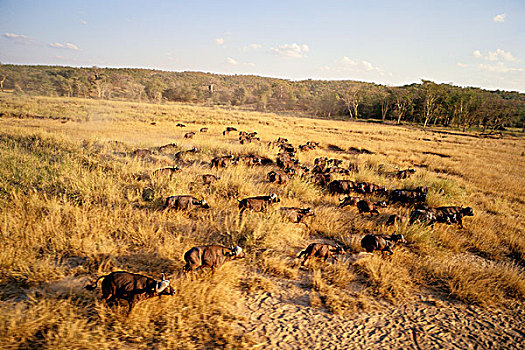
1,0 -> 524,91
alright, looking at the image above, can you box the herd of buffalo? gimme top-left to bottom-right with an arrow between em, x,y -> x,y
86,125 -> 474,312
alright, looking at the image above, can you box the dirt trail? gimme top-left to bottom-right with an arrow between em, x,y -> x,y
242,275 -> 525,349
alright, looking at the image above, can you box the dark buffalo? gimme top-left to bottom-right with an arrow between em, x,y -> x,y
202,174 -> 220,185
237,155 -> 262,166
200,127 -> 208,132
85,271 -> 174,312
132,149 -> 152,158
238,193 -> 280,215
435,206 -> 474,228
211,155 -> 238,168
176,123 -> 186,127
326,166 -> 351,175
184,132 -> 196,139
339,196 -> 363,207
313,172 -> 331,187
410,206 -> 474,228
328,180 -> 361,195
175,147 -> 198,159
297,243 -> 345,266
361,234 -> 406,255
158,143 -> 178,154
164,195 -> 210,210
409,208 -> 438,225
153,167 -> 181,178
222,127 -> 238,135
267,170 -> 290,184
385,214 -> 402,226
280,207 -> 314,224
183,245 -> 245,271
390,187 -> 428,204
357,199 -> 387,216
356,182 -> 387,195
396,169 -> 416,179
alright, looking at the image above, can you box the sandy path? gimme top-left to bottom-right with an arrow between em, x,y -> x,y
242,277 -> 525,349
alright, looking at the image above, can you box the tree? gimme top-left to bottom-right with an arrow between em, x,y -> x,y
314,91 -> 341,117
392,87 -> 413,124
339,85 -> 362,119
232,87 -> 246,105
0,75 -> 6,91
419,80 -> 442,127
144,76 -> 166,102
376,86 -> 393,121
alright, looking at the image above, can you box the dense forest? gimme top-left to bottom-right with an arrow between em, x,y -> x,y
1,64 -> 524,131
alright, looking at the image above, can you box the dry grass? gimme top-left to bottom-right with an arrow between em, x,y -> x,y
1,92 -> 524,348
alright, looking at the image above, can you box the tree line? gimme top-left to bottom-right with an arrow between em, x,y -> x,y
1,64 -> 523,131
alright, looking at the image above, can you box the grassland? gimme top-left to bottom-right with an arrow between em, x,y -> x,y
0,93 -> 524,349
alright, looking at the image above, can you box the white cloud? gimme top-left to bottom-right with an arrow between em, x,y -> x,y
226,57 -> 255,67
48,42 -> 81,51
362,60 -> 375,71
214,37 -> 224,45
478,62 -> 523,73
341,56 -> 357,66
271,43 -> 309,59
473,49 -> 517,62
457,62 -> 469,68
226,57 -> 239,65
3,32 -> 33,44
80,19 -> 87,25
493,14 -> 505,23
242,43 -> 263,52
321,56 -> 387,76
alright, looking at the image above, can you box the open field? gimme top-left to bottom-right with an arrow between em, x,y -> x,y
1,93 -> 524,349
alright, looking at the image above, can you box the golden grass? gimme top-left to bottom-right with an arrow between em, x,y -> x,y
0,92 -> 524,348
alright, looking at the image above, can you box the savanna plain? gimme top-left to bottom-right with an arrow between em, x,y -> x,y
0,93 -> 524,349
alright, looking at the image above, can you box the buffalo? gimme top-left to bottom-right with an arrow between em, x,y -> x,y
297,243 -> 345,266
396,168 -> 416,179
339,196 -> 363,207
222,127 -> 238,135
361,234 -> 406,255
436,206 -> 474,228
390,187 -> 428,204
85,271 -> 174,312
385,214 -> 402,226
132,149 -> 152,158
158,143 -> 178,154
238,193 -> 280,215
267,170 -> 290,184
357,199 -> 387,216
211,155 -> 238,168
410,205 -> 474,228
153,167 -> 180,178
356,182 -> 387,195
165,195 -> 210,210
202,174 -> 220,185
313,172 -> 331,187
237,155 -> 262,166
175,147 -> 198,159
328,180 -> 362,195
183,245 -> 245,271
280,207 -> 314,225
184,132 -> 196,139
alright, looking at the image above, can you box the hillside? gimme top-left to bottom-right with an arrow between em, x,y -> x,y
1,64 -> 524,131
0,93 -> 524,349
